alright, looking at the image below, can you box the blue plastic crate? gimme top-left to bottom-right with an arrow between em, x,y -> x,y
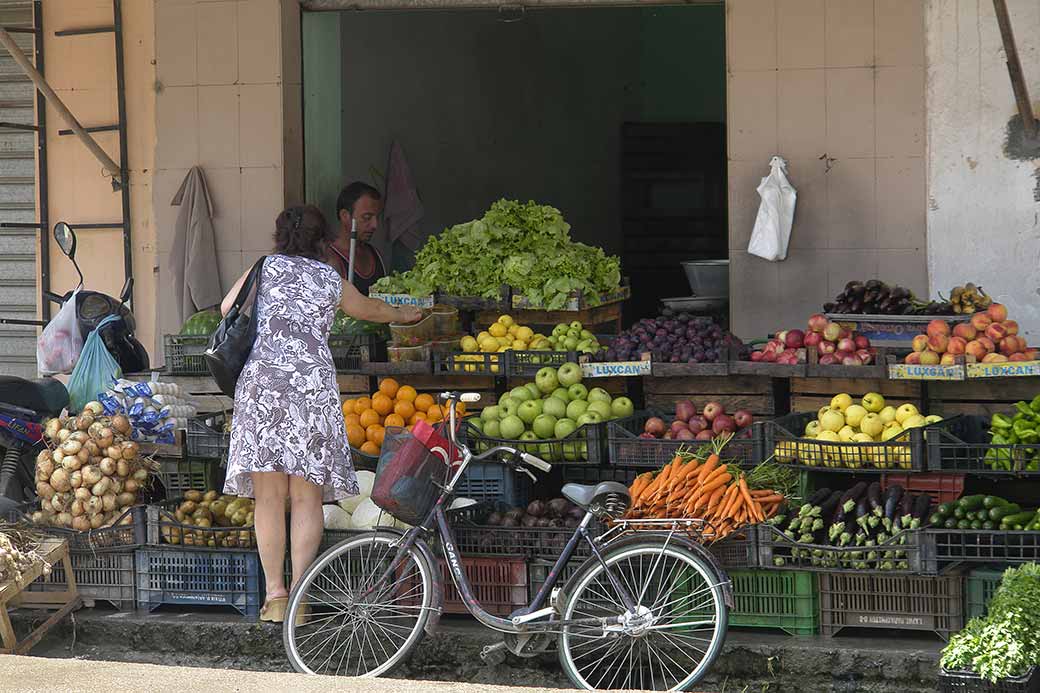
455,460 -> 528,506
135,548 -> 262,617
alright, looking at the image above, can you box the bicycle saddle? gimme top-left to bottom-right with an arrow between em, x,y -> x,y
562,481 -> 630,509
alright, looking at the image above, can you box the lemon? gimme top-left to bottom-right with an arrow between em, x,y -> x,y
498,315 -> 515,328
508,324 -> 519,337
460,336 -> 478,352
478,331 -> 492,342
498,345 -> 510,352
515,326 -> 534,342
512,339 -> 528,350
497,336 -> 512,347
489,322 -> 508,338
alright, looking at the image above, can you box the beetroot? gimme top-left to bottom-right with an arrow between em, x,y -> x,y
674,399 -> 696,423
694,429 -> 714,441
712,414 -> 737,435
675,428 -> 696,440
644,417 -> 667,437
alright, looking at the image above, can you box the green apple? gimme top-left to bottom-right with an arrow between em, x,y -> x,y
577,411 -> 603,426
818,405 -> 834,421
580,329 -> 595,341
879,406 -> 898,425
587,387 -> 612,404
510,387 -> 533,403
480,405 -> 501,423
859,413 -> 884,438
553,323 -> 569,337
838,425 -> 856,442
567,329 -> 581,340
902,414 -> 927,429
819,409 -> 846,433
611,397 -> 635,419
551,387 -> 571,402
861,392 -> 886,413
568,383 -> 589,402
499,415 -> 525,439
881,424 -> 906,441
566,399 -> 589,421
518,399 -> 542,425
563,337 -> 579,350
895,403 -> 919,425
469,418 -> 485,434
843,404 -> 868,429
554,418 -> 578,439
569,321 -> 582,331
830,393 -> 854,412
587,400 -> 613,421
804,420 -> 822,437
542,396 -> 568,420
499,397 -> 520,418
924,414 -> 943,425
532,414 -> 558,439
556,362 -> 582,387
534,367 -> 559,394
483,420 -> 501,438
524,382 -> 542,401
851,432 -> 874,444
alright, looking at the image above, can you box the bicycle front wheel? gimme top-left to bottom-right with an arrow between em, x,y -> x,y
557,539 -> 728,691
284,531 -> 435,678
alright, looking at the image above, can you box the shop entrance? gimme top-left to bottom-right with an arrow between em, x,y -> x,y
303,4 -> 726,325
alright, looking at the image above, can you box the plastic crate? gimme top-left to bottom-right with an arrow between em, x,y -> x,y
506,350 -> 579,377
450,502 -> 598,559
432,351 -> 504,375
42,505 -> 147,552
454,460 -> 529,506
155,458 -> 224,498
164,334 -> 209,375
146,501 -> 256,549
328,334 -> 383,373
755,523 -> 932,574
765,412 -> 927,472
528,559 -> 582,602
186,413 -> 231,460
462,419 -> 606,466
728,569 -> 818,636
926,415 -> 1040,475
923,530 -> 1040,569
608,412 -> 761,469
939,667 -> 1040,693
136,548 -> 262,617
435,555 -> 528,616
27,548 -> 136,610
965,566 -> 1005,619
818,573 -> 963,640
708,530 -> 758,569
880,473 -> 965,505
562,464 -> 642,486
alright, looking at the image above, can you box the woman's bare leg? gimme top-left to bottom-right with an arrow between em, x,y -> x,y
289,474 -> 324,591
252,471 -> 289,600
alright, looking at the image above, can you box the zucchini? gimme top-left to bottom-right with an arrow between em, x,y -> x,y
954,507 -> 966,520
958,495 -> 986,511
936,502 -> 955,518
1000,511 -> 1035,527
970,520 -> 982,530
957,520 -> 971,530
982,521 -> 996,530
982,496 -> 1008,509
929,512 -> 945,526
991,504 -> 1023,522
944,517 -> 958,529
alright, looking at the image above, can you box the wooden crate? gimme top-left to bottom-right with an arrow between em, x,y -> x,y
926,377 -> 1040,418
2,539 -> 81,655
642,375 -> 782,419
789,377 -> 923,415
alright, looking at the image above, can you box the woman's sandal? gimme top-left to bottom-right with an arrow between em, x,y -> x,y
260,596 -> 288,623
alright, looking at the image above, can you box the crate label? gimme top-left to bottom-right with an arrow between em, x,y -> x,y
887,363 -> 965,380
853,614 -> 929,628
581,360 -> 652,378
966,361 -> 1040,378
369,292 -> 434,308
168,592 -> 231,605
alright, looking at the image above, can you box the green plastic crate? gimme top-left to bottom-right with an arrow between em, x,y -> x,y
965,566 -> 1005,619
729,569 -> 819,636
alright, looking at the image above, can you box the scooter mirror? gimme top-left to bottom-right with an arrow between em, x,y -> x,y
53,222 -> 76,259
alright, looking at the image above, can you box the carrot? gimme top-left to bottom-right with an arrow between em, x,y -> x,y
718,484 -> 741,518
702,463 -> 730,485
737,477 -> 757,521
735,506 -> 747,525
699,471 -> 732,496
629,474 -> 652,503
672,459 -> 701,486
706,484 -> 728,512
749,489 -> 777,497
754,493 -> 785,505
695,453 -> 720,483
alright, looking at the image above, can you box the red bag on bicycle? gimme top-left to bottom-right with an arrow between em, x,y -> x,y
370,426 -> 451,526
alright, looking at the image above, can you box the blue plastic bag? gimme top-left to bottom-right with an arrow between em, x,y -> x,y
68,315 -> 123,413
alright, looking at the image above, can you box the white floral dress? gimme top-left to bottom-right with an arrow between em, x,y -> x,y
224,254 -> 359,502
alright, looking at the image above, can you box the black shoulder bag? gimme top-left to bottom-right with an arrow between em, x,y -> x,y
205,256 -> 267,397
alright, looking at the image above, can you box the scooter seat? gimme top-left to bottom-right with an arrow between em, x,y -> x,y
0,376 -> 69,417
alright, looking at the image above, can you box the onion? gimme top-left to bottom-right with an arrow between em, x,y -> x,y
92,477 -> 112,497
81,465 -> 102,486
86,496 -> 104,515
99,458 -> 117,476
120,442 -> 140,461
76,414 -> 94,431
70,431 -> 89,444
70,499 -> 86,517
44,418 -> 61,441
84,401 -> 103,416
116,492 -> 136,508
89,513 -> 105,529
115,460 -> 129,477
132,468 -> 149,482
64,417 -> 76,431
74,488 -> 91,502
50,468 -> 70,492
96,428 -> 114,449
56,512 -> 72,528
56,428 -> 71,444
123,479 -> 139,494
60,440 -> 82,456
109,479 -> 123,494
51,449 -> 63,465
106,446 -> 122,460
61,455 -> 82,471
36,449 -> 51,467
112,415 -> 131,435
69,470 -> 82,489
36,481 -> 55,500
101,493 -> 117,512
31,511 -> 45,524
71,515 -> 91,531
76,448 -> 90,464
84,440 -> 101,457
37,457 -> 54,479
87,422 -> 104,440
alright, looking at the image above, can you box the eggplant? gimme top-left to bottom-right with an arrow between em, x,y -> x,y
840,482 -> 868,514
882,485 -> 904,530
818,491 -> 843,524
866,482 -> 883,516
912,494 -> 932,528
801,488 -> 833,516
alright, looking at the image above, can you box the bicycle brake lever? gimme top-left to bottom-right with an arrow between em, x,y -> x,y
517,467 -> 537,483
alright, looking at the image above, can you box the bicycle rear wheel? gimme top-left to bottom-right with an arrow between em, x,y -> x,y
284,531 -> 435,678
557,539 -> 728,691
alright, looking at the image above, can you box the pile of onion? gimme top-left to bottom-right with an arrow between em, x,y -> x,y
35,401 -> 155,531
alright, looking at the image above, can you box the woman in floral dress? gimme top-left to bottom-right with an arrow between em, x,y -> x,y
220,205 -> 420,623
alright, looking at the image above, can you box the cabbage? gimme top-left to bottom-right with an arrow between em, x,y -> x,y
338,471 -> 376,513
323,504 -> 353,530
350,498 -> 383,530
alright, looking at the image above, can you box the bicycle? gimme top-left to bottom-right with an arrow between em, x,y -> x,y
284,391 -> 733,691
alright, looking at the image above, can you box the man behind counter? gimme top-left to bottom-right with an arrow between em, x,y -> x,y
328,181 -> 387,295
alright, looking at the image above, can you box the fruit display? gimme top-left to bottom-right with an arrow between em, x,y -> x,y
158,490 -> 257,548
986,396 -> 1040,471
372,199 -> 621,309
36,404 -> 156,531
179,309 -> 221,336
824,279 -> 952,315
772,393 -> 942,469
459,316 -> 602,356
746,331 -> 807,365
930,494 -> 1040,531
593,310 -> 746,364
764,482 -> 933,569
802,314 -> 877,366
903,303 -> 1037,365
342,378 -> 461,458
466,363 -> 634,461
625,451 -> 791,541
946,282 -> 993,315
640,400 -> 753,442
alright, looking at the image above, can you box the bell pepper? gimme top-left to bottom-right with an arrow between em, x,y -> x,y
991,413 -> 1014,431
1031,394 -> 1040,415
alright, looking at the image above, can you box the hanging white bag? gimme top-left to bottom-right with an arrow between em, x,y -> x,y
748,156 -> 797,262
36,289 -> 83,375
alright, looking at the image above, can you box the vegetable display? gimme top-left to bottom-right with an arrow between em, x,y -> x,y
941,563 -> 1040,682
332,309 -> 390,339
160,490 -> 256,548
987,396 -> 1040,471
37,403 -> 155,531
753,314 -> 876,367
640,400 -> 753,443
765,482 -> 932,570
930,494 -> 1040,531
372,199 -> 621,309
460,316 -> 602,357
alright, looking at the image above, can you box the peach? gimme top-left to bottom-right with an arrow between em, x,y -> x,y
982,353 -> 1009,364
986,322 -> 1009,342
1000,337 -> 1019,356
965,340 -> 988,362
1009,353 -> 1030,362
1004,320 -> 1019,336
987,303 -> 1008,323
911,334 -> 929,353
1023,349 -> 1039,361
940,353 -> 957,366
920,350 -> 941,365
1016,336 -> 1029,353
978,336 -> 996,353
928,333 -> 949,353
971,313 -> 992,332
947,336 -> 967,355
927,319 -> 951,339
904,352 -> 921,365
952,323 -> 977,341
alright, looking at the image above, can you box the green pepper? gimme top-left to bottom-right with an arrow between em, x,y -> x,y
1030,394 -> 1040,414
991,413 -> 1014,431
1015,401 -> 1035,419
1019,430 -> 1040,444
987,433 -> 1014,471
1013,419 -> 1037,438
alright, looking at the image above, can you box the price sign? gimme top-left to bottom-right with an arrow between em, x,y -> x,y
966,361 -> 1040,379
887,363 -> 965,381
580,360 -> 652,378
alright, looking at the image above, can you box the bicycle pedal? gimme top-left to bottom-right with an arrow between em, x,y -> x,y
480,642 -> 507,662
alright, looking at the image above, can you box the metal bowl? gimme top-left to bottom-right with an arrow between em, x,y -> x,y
681,259 -> 729,297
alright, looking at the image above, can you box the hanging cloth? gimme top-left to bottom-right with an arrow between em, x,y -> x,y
168,166 -> 223,324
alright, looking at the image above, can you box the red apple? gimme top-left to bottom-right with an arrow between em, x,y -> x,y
854,335 -> 871,350
920,350 -> 941,365
987,303 -> 1008,323
675,428 -> 696,441
694,429 -> 714,441
785,329 -> 805,348
675,399 -> 696,422
818,353 -> 839,365
639,432 -> 655,439
952,323 -> 977,341
733,409 -> 754,429
1024,349 -> 1039,361
940,353 -> 957,366
703,402 -> 724,422
965,340 -> 987,361
904,351 -> 921,365
986,322 -> 1008,342
750,351 -> 764,362
983,353 -> 1008,364
804,332 -> 823,348
644,417 -> 667,437
687,416 -> 707,435
842,355 -> 861,366
978,336 -> 996,353
1009,353 -> 1029,362
808,313 -> 829,333
947,336 -> 967,355
671,420 -> 690,434
1004,320 -> 1019,336
1000,336 -> 1020,356
712,414 -> 737,436
664,431 -> 674,440
911,334 -> 929,353
778,353 -> 798,365
927,319 -> 951,338
971,312 -> 992,332
762,351 -> 778,363
837,337 -> 857,353
818,341 -> 837,355
823,322 -> 843,342
928,333 -> 949,354
856,348 -> 874,364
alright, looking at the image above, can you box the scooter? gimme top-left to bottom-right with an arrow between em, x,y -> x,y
0,222 -> 149,515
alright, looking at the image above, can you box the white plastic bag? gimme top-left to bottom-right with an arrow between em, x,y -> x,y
36,289 -> 82,375
748,156 -> 797,262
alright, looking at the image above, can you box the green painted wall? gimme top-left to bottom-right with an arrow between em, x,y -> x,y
303,12 -> 343,226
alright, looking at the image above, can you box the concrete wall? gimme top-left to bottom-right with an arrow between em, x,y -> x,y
926,0 -> 1040,343
726,0 -> 927,339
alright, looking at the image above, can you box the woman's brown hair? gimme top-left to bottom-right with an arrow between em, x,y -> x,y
273,205 -> 336,260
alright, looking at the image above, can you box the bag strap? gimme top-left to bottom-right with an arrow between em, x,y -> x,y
226,256 -> 267,322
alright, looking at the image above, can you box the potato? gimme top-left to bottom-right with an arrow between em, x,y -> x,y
203,490 -> 219,502
210,500 -> 227,519
180,500 -> 198,515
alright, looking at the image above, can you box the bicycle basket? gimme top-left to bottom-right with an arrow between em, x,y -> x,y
371,427 -> 450,526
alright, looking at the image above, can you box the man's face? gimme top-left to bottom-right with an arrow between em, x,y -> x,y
350,195 -> 382,243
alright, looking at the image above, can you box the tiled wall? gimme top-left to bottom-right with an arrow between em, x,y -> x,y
725,0 -> 927,339
152,0 -> 302,343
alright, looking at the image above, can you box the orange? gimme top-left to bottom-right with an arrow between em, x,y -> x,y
426,405 -> 442,422
455,401 -> 467,416
394,400 -> 416,420
366,425 -> 386,446
414,393 -> 434,413
353,397 -> 372,415
384,413 -> 406,428
408,412 -> 427,426
360,441 -> 380,456
341,399 -> 355,416
359,409 -> 381,429
378,378 -> 400,400
372,393 -> 394,416
346,424 -> 366,449
396,385 -> 417,403
344,413 -> 361,428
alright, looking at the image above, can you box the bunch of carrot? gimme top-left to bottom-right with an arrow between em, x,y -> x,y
625,452 -> 786,540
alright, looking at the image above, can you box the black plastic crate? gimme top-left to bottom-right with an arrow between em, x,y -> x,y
926,415 -> 1040,475
155,458 -> 225,499
328,334 -> 385,374
608,412 -> 761,469
42,506 -> 147,552
939,668 -> 1040,693
27,547 -> 136,610
506,350 -> 579,377
432,351 -> 505,376
164,334 -> 209,375
756,523 -> 932,574
562,464 -> 642,486
923,530 -> 1040,570
186,413 -> 231,461
709,530 -> 758,569
765,412 -> 927,472
461,419 -> 607,466
146,501 -> 257,549
819,572 -> 963,640
136,548 -> 262,617
449,501 -> 599,560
